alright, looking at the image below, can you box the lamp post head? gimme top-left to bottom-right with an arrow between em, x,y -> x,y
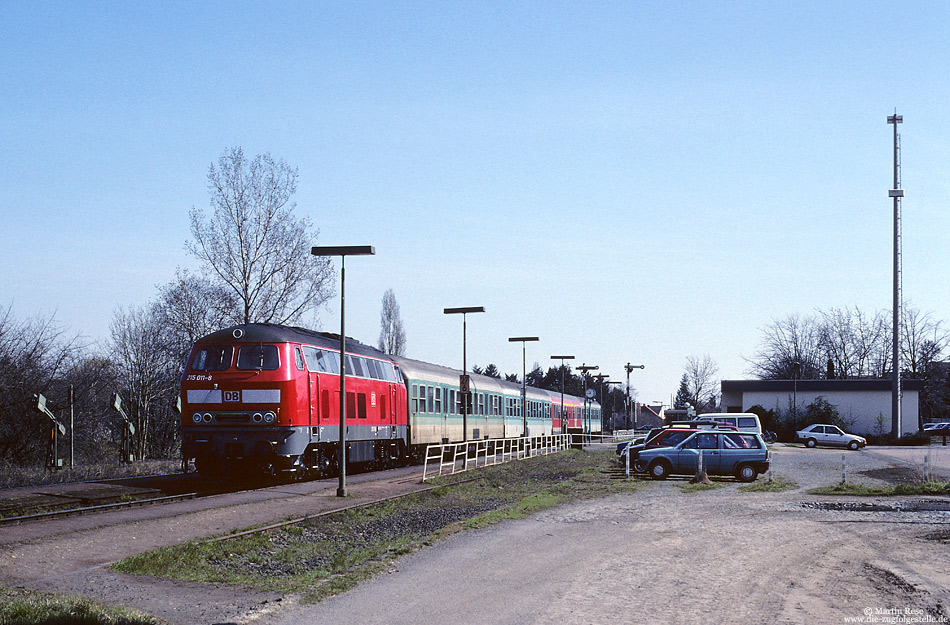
311,245 -> 375,257
444,306 -> 485,315
509,336 -> 539,343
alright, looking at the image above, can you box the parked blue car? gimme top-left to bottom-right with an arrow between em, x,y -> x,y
633,431 -> 770,482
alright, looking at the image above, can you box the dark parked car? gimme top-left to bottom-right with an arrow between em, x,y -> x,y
618,422 -> 739,464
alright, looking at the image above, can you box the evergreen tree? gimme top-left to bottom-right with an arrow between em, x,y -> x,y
674,374 -> 691,409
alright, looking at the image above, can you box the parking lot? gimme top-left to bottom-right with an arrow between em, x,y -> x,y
277,444 -> 950,625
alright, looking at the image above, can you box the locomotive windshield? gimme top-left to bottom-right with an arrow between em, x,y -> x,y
191,345 -> 233,371
237,344 -> 280,370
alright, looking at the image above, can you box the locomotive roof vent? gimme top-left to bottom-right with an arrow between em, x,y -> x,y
233,328 -> 245,339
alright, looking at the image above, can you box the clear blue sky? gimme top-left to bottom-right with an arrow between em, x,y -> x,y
3,1 -> 949,406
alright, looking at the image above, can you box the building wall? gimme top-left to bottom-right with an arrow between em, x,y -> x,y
723,388 -> 919,436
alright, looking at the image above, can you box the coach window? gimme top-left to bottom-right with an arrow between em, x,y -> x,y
427,386 -> 434,413
411,384 -> 419,413
435,387 -> 442,414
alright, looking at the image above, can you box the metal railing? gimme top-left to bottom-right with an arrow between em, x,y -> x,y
421,432 -> 622,481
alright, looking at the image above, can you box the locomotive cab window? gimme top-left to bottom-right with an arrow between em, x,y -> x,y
191,346 -> 233,371
237,345 -> 280,370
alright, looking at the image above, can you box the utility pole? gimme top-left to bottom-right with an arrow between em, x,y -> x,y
888,112 -> 904,438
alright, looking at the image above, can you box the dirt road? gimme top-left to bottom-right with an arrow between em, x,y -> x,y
275,445 -> 950,625
3,445 -> 949,624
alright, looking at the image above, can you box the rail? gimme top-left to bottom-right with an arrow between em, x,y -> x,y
421,433 -> 622,481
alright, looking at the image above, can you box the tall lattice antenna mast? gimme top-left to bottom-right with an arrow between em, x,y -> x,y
887,111 -> 904,438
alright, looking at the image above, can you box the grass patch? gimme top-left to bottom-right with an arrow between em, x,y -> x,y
738,477 -> 799,492
0,587 -> 162,625
114,449 -> 636,603
808,481 -> 950,496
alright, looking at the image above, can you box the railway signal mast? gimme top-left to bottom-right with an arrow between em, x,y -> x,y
33,393 -> 66,469
887,112 -> 904,438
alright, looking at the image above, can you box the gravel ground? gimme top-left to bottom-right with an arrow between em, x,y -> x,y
2,444 -> 949,624
276,445 -> 950,625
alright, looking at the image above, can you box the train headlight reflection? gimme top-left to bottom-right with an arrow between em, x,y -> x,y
192,412 -> 202,424
263,411 -> 276,424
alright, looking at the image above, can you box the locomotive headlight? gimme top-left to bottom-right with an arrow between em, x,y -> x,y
192,412 -> 202,424
263,411 -> 277,424
252,412 -> 263,423
202,413 -> 213,423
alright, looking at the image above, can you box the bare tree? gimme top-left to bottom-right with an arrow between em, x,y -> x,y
747,314 -> 824,380
187,147 -> 334,325
901,304 -> 949,376
0,304 -> 81,464
154,269 -> 241,376
377,288 -> 407,356
818,307 -> 887,379
110,305 -> 180,460
684,355 -> 720,412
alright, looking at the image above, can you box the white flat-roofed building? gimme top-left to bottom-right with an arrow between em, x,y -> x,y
720,379 -> 923,436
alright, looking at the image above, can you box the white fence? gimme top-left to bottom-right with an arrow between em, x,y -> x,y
421,433 -> 620,481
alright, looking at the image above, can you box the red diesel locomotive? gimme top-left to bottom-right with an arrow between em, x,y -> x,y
181,324 -> 407,478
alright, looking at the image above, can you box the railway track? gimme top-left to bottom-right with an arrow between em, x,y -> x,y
0,489 -> 211,526
0,472 -> 220,526
0,463 -> 422,527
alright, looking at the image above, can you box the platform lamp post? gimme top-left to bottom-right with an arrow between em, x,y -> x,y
444,307 -> 485,462
509,336 -> 539,439
625,363 -> 644,430
311,245 -> 375,498
576,364 -> 598,444
551,355 -> 574,435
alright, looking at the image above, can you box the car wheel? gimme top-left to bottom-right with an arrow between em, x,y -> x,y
848,440 -> 859,451
736,464 -> 758,482
633,458 -> 648,473
649,460 -> 670,480
805,438 -> 817,448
